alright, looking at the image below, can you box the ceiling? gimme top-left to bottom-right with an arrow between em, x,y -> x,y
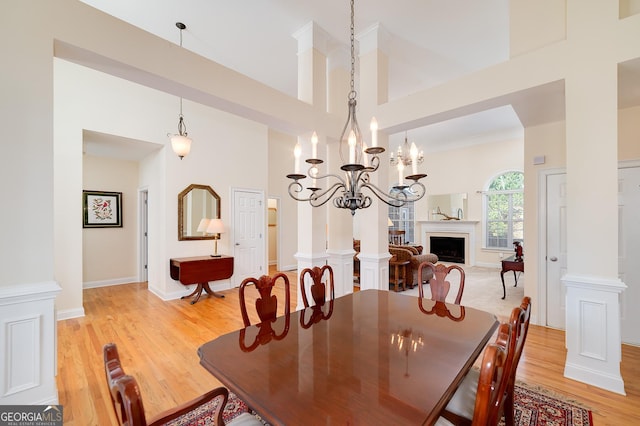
78,1 -> 640,160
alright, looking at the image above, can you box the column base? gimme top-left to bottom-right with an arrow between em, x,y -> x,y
563,274 -> 627,395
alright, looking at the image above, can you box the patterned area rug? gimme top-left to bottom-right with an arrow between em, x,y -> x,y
502,382 -> 594,426
245,383 -> 593,426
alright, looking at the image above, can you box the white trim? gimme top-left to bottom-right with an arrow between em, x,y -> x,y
56,308 -> 85,320
83,276 -> 138,289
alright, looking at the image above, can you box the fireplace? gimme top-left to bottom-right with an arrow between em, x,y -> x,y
430,236 -> 465,263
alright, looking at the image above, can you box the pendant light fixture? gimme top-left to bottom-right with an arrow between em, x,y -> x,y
168,22 -> 192,159
286,0 -> 426,215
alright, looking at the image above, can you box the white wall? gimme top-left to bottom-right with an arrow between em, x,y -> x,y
54,57 -> 270,314
82,155 -> 139,286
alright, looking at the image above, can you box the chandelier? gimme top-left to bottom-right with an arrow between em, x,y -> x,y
167,22 -> 192,160
286,0 -> 426,215
390,132 -> 424,168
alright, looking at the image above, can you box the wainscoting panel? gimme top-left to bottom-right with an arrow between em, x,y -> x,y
579,300 -> 607,361
0,281 -> 61,404
564,274 -> 626,395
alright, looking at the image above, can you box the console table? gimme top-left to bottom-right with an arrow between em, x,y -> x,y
170,256 -> 234,304
500,255 -> 524,300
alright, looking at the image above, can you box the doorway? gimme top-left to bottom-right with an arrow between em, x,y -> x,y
139,188 -> 149,282
543,165 -> 640,343
267,197 -> 280,272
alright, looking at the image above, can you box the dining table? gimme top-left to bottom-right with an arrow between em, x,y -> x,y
198,289 -> 498,426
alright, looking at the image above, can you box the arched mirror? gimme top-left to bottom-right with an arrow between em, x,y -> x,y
178,184 -> 221,241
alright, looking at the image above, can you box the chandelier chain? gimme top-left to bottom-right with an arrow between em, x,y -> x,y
349,0 -> 356,100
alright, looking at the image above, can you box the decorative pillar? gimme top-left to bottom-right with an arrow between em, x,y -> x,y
293,22 -> 331,309
356,24 -> 392,290
562,0 -> 625,394
325,46 -> 357,297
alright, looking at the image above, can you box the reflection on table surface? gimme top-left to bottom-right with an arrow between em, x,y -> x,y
199,289 -> 498,426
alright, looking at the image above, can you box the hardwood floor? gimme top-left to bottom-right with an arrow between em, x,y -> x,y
57,276 -> 640,425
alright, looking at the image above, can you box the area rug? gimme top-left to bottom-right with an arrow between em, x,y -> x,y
247,382 -> 592,426
502,382 -> 594,426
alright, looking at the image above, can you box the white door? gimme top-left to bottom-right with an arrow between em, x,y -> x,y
546,173 -> 568,329
619,166 -> 640,344
233,189 -> 265,285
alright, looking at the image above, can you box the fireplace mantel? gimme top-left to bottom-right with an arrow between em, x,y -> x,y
418,220 -> 479,266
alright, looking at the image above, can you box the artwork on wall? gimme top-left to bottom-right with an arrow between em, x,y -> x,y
83,190 -> 122,228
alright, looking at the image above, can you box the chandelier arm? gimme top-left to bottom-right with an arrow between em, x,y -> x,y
360,182 -> 408,208
309,183 -> 348,208
287,180 -> 346,206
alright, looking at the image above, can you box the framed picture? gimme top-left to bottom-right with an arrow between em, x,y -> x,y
83,190 -> 122,228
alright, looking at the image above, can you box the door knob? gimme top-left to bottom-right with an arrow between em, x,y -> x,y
549,256 -> 558,262
235,243 -> 240,246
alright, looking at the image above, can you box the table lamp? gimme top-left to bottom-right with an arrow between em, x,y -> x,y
206,218 -> 225,257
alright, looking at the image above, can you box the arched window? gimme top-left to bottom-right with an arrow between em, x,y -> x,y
484,171 -> 524,249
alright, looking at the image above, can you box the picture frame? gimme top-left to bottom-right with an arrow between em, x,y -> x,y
83,190 -> 122,228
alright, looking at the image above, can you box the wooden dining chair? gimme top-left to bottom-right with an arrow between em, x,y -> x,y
436,323 -> 512,426
417,262 -> 466,304
437,298 -> 532,426
300,265 -> 335,308
103,343 -> 261,426
503,296 -> 532,426
239,272 -> 291,327
389,229 -> 406,244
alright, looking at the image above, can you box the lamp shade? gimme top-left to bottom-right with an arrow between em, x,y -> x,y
170,134 -> 192,159
388,218 -> 393,227
196,218 -> 211,232
206,218 -> 225,234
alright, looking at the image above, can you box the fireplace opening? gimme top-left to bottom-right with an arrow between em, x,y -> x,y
430,236 -> 465,264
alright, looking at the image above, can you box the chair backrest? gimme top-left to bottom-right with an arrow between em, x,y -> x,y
389,229 -> 406,245
103,343 -> 149,426
239,272 -> 291,327
417,262 -> 465,304
507,297 -> 532,386
300,265 -> 335,308
104,343 -> 230,426
471,334 -> 511,426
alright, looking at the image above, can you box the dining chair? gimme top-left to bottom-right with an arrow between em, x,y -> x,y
503,296 -> 532,426
103,343 -> 261,426
436,323 -> 512,426
417,262 -> 466,304
239,272 -> 291,327
300,265 -> 335,308
437,297 -> 532,426
389,229 -> 406,244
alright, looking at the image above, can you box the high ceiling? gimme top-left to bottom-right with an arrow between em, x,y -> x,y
78,0 -> 528,157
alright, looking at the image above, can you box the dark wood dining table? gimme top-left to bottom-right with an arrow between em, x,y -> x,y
198,289 -> 498,426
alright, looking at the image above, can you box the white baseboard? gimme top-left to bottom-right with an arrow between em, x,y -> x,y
83,276 -> 138,289
56,307 -> 85,320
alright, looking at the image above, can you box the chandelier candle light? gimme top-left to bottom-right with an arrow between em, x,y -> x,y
287,0 -> 426,215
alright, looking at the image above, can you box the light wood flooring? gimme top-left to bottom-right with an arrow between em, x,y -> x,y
57,274 -> 640,425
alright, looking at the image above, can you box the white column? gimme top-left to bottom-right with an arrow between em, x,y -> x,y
293,22 -> 331,309
325,46 -> 357,297
562,0 -> 625,393
356,24 -> 392,290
